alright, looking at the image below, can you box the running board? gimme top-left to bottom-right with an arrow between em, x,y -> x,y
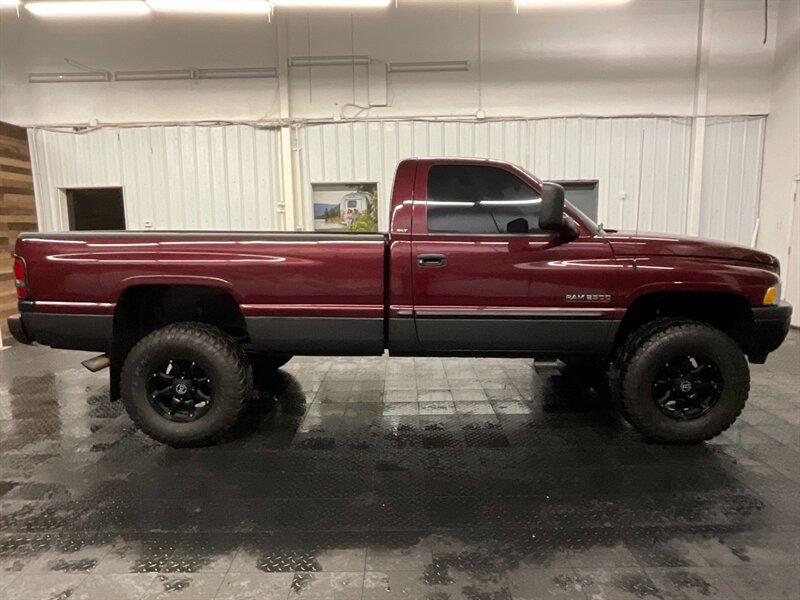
533,359 -> 566,377
81,354 -> 110,373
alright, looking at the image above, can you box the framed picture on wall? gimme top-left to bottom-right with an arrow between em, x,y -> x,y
312,182 -> 379,232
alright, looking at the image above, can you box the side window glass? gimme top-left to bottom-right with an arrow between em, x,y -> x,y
427,165 -> 542,234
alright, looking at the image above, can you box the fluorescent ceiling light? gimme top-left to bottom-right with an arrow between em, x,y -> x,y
146,0 -> 271,13
389,61 -> 469,73
515,0 -> 630,6
115,69 -> 193,81
25,1 -> 150,17
272,0 -> 391,8
290,55 -> 370,67
30,71 -> 111,83
197,67 -> 277,79
0,0 -> 21,9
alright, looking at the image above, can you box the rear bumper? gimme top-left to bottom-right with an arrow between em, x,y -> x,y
8,308 -> 112,352
7,314 -> 34,345
749,301 -> 792,362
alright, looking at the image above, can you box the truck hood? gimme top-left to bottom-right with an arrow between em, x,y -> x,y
605,231 -> 779,270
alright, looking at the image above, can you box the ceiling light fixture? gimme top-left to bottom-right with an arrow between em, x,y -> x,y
146,0 -> 271,14
289,55 -> 370,67
25,1 -> 150,17
115,69 -> 193,81
388,61 -> 469,73
29,71 -> 112,83
514,0 -> 630,6
271,0 -> 391,8
197,67 -> 277,79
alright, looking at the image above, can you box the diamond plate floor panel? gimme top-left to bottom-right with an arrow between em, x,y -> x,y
0,331 -> 798,599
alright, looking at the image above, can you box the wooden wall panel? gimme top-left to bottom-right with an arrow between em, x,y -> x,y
0,122 -> 37,344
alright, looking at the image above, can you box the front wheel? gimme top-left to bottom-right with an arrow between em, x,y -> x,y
120,322 -> 253,447
619,321 -> 749,444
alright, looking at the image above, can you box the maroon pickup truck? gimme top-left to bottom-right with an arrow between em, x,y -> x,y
8,158 -> 792,447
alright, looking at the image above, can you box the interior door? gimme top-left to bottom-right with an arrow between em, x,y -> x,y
411,163 -> 619,354
786,179 -> 799,327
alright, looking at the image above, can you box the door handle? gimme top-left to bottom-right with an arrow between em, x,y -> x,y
417,253 -> 447,267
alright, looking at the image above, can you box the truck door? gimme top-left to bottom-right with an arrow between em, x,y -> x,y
410,161 -> 620,354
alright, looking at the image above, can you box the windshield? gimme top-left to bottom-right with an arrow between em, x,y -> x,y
566,200 -> 601,235
517,165 -> 602,235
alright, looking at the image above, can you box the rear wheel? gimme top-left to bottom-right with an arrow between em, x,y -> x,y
618,320 -> 749,444
121,322 -> 253,447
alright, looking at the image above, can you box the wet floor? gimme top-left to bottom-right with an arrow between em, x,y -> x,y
0,332 -> 798,600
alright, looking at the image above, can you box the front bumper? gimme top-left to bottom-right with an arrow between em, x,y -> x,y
749,301 -> 792,363
7,314 -> 34,345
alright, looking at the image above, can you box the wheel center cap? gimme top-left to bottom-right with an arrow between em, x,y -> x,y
679,380 -> 693,393
173,380 -> 191,397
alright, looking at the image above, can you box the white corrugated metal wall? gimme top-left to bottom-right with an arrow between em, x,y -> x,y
297,116 -> 766,240
699,117 -> 766,246
299,118 -> 694,233
28,115 -> 766,245
28,125 -> 283,232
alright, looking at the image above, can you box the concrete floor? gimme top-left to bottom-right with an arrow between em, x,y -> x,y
0,332 -> 798,600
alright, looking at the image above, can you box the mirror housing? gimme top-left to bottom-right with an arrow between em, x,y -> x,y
539,182 -> 565,231
539,182 -> 579,240
562,217 -> 580,240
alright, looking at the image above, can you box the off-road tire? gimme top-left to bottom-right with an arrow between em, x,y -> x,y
619,320 -> 749,444
610,318 -> 694,422
121,322 -> 253,447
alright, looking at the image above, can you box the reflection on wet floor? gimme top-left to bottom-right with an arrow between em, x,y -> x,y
0,333 -> 799,599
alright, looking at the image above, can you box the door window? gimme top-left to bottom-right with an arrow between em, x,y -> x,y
426,165 -> 542,234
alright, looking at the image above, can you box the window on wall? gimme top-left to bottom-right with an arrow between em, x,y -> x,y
426,165 -> 543,234
554,180 -> 599,222
312,182 -> 379,233
65,188 -> 126,231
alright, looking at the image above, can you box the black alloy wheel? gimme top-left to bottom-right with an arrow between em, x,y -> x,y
121,322 -> 253,447
618,320 -> 749,444
652,353 -> 722,420
147,359 -> 213,422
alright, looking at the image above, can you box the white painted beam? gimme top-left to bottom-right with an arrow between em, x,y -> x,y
685,0 -> 712,237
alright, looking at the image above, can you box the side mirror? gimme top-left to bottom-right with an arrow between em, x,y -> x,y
506,217 -> 529,234
539,182 -> 565,232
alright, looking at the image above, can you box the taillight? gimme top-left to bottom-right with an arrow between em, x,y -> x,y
13,257 -> 27,299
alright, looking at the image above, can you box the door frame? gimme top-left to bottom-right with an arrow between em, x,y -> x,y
57,186 -> 127,231
785,177 -> 800,326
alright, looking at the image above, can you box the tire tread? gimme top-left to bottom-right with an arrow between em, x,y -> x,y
618,320 -> 749,444
120,322 -> 253,447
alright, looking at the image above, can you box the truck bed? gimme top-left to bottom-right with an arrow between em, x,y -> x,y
15,231 -> 388,355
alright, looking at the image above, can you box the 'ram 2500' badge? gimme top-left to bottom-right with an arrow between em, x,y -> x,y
565,293 -> 612,302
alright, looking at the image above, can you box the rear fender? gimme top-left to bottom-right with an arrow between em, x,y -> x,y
113,275 -> 241,304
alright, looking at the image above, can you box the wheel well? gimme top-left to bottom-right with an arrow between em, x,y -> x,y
110,285 -> 247,399
615,292 -> 753,353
